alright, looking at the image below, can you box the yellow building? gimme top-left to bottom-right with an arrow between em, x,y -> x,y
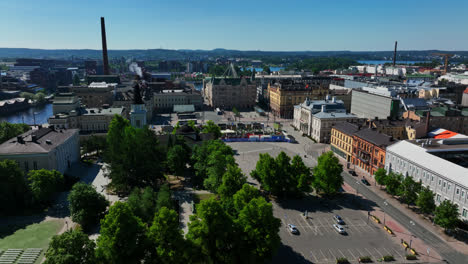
268,78 -> 330,119
330,122 -> 359,162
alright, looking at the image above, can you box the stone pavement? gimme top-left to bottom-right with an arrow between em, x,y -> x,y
334,153 -> 468,259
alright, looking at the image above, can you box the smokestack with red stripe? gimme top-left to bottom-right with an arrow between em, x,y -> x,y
101,17 -> 110,75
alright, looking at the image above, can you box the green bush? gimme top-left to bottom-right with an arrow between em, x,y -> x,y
359,256 -> 372,263
406,254 -> 417,260
382,255 -> 395,262
336,257 -> 349,264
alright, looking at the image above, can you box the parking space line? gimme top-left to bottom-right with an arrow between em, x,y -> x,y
281,219 -> 293,236
364,248 -> 375,257
355,247 -> 366,258
374,247 -> 384,258
310,250 -> 319,263
391,248 -> 404,258
316,219 -> 330,233
382,247 -> 393,256
337,249 -> 347,258
347,249 -> 357,260
299,215 -> 314,233
319,249 -> 327,262
328,249 -> 336,262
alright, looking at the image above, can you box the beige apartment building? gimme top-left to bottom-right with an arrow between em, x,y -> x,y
204,77 -> 256,109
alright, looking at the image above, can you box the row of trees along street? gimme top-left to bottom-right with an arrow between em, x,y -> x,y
374,168 -> 460,231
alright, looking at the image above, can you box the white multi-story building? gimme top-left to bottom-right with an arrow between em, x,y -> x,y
0,127 -> 80,174
385,139 -> 468,220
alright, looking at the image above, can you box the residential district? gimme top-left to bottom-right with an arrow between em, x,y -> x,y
1,18 -> 468,264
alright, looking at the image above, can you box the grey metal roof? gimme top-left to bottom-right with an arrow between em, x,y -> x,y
354,128 -> 395,147
333,122 -> 360,136
173,104 -> 195,113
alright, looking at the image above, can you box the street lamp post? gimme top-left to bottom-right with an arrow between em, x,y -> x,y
383,200 -> 388,226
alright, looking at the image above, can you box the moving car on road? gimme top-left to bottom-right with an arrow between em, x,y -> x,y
334,215 -> 345,225
361,178 -> 371,186
333,224 -> 346,234
349,170 -> 357,176
287,224 -> 299,234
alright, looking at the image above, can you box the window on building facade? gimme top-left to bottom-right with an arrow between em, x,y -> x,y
448,184 -> 451,191
443,182 -> 446,188
462,191 -> 465,198
436,194 -> 441,202
439,179 -> 442,185
456,188 -> 460,195
463,209 -> 467,218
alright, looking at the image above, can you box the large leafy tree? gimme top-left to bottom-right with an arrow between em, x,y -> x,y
385,172 -> 403,195
374,168 -> 387,186
127,187 -> 158,225
398,176 -> 421,205
187,198 -> 238,263
0,159 -> 29,214
95,202 -> 147,264
145,207 -> 187,264
156,183 -> 173,212
312,151 -> 343,196
27,169 -> 63,204
233,184 -> 261,214
251,152 -> 311,197
191,140 -> 234,188
0,121 -> 30,144
44,228 -> 96,264
68,182 -> 109,230
106,115 -> 165,193
204,151 -> 236,192
236,197 -> 281,263
434,200 -> 460,230
202,120 -> 222,139
218,164 -> 247,199
416,187 -> 436,214
167,145 -> 188,176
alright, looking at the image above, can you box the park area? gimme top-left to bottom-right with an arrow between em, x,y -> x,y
0,219 -> 64,264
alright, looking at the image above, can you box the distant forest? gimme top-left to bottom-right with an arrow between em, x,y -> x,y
1,48 -> 468,62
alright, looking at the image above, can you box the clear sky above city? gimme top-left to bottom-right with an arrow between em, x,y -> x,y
1,0 -> 467,51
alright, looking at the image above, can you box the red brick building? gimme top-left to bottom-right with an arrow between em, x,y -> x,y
352,128 -> 395,175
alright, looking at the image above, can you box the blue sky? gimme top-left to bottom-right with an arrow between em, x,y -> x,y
1,0 -> 467,51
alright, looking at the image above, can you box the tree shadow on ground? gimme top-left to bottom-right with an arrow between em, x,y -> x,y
0,214 -> 47,239
276,192 -> 378,213
270,243 -> 311,264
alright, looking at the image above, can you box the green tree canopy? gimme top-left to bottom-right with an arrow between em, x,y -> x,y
28,169 -> 63,204
156,183 -> 173,212
434,200 -> 459,230
236,197 -> 281,263
202,120 -> 222,139
96,202 -> 147,264
187,198 -> 237,263
416,186 -> 436,214
398,176 -> 421,205
312,151 -> 343,196
262,66 -> 271,75
385,172 -> 403,196
68,182 -> 109,231
374,168 -> 387,186
0,122 -> 30,144
251,152 -> 312,197
218,164 -> 247,199
106,115 -> 165,193
0,159 -> 29,214
204,151 -> 236,192
233,184 -> 261,214
167,145 -> 188,176
44,228 -> 96,264
145,207 -> 187,264
127,187 -> 158,225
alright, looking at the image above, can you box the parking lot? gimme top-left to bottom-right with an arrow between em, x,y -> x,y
273,194 -> 408,263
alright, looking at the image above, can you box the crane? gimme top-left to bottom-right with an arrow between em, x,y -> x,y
431,53 -> 454,74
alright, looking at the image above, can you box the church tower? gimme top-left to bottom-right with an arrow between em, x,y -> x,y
130,80 -> 147,129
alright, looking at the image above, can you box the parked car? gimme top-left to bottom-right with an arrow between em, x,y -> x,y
334,215 -> 345,225
288,224 -> 299,234
349,170 -> 357,176
361,178 -> 371,186
333,224 -> 346,234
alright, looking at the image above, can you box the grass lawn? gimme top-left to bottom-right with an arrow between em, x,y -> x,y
0,219 -> 63,250
194,193 -> 216,203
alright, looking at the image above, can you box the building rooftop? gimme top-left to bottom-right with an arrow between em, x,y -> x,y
313,111 -> 357,119
0,128 -> 78,155
354,128 -> 395,148
53,93 -> 78,105
333,122 -> 360,136
173,104 -> 195,113
82,107 -> 123,116
387,140 -> 468,187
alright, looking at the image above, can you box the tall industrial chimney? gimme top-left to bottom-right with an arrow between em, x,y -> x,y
393,41 -> 398,67
101,17 -> 110,75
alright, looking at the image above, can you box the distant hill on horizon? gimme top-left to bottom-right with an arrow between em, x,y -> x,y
0,47 -> 467,61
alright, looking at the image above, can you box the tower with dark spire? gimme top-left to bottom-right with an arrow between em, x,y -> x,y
130,77 -> 147,128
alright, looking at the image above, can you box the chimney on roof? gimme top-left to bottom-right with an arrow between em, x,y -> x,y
321,105 -> 326,112
101,17 -> 110,75
31,135 -> 37,142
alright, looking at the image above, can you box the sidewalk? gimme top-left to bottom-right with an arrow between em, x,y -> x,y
341,182 -> 443,263
336,156 -> 468,257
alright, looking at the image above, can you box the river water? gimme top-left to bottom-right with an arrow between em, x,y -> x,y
0,103 -> 53,125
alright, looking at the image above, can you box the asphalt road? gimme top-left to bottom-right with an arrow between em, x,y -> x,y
343,172 -> 468,264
